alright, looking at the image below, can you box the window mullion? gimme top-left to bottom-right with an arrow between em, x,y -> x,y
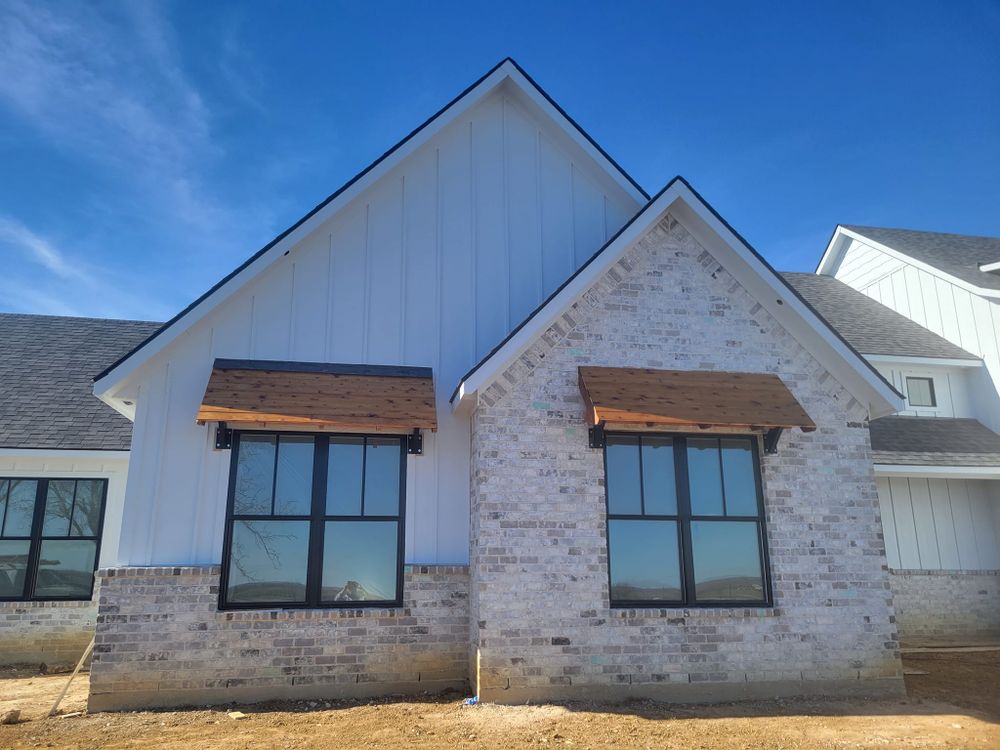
674,438 -> 697,606
636,435 -> 646,516
24,480 -> 48,600
360,437 -> 368,517
306,435 -> 329,607
1,480 -> 9,535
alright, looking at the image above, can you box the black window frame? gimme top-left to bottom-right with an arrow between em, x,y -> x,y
603,432 -> 773,609
0,477 -> 108,602
905,376 -> 937,408
219,430 -> 407,611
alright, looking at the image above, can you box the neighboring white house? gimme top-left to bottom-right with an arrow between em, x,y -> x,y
0,313 -> 160,666
812,226 -> 1000,643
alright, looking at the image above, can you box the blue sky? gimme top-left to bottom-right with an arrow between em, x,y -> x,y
1,1 -> 998,321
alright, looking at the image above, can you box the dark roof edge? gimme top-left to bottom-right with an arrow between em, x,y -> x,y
0,445 -> 131,452
94,57 -> 647,385
213,359 -> 433,379
451,176 -> 903,404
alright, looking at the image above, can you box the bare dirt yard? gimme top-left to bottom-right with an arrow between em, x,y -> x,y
1,652 -> 997,749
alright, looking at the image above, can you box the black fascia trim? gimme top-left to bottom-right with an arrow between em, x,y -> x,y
451,175 -> 902,403
213,359 -> 433,379
94,57 -> 647,385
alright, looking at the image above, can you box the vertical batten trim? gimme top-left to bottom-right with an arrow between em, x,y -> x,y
535,128 -> 544,305
146,362 -> 172,565
501,95 -> 511,333
324,233 -> 334,360
469,119 -> 478,359
362,202 -> 372,361
399,174 -> 408,362
433,146 -> 443,561
248,295 -> 257,358
288,262 -> 296,359
569,161 -> 578,267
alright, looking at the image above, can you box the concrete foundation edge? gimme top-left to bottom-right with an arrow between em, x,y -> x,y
88,678 -> 471,712
478,677 -> 907,705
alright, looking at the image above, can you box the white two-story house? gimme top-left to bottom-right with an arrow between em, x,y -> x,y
810,226 -> 1000,644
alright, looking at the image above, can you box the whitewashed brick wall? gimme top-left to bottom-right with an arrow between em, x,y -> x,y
88,564 -> 469,710
469,214 -> 904,702
890,569 -> 1000,644
0,597 -> 96,668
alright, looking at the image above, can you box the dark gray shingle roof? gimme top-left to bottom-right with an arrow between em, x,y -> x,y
870,416 -> 1000,466
781,272 -> 979,361
843,225 -> 1000,292
0,314 -> 162,450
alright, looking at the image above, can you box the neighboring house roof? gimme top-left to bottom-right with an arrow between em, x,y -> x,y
818,224 -> 1000,295
450,176 -> 904,418
780,272 -> 979,361
93,58 -> 648,400
0,313 -> 161,450
870,415 -> 1000,467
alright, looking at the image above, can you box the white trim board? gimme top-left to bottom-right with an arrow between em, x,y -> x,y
817,226 -> 1000,299
93,58 -> 648,406
865,355 -> 984,369
451,178 -> 903,419
874,464 -> 1000,480
0,449 -> 130,461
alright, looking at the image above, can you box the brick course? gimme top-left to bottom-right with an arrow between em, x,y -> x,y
469,214 -> 904,702
88,564 -> 469,710
889,569 -> 1000,644
0,597 -> 96,668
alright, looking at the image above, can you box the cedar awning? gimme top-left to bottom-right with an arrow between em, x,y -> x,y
578,367 -> 815,432
197,359 -> 437,432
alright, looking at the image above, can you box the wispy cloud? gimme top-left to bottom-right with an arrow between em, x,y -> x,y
0,215 -> 170,320
0,0 -> 284,318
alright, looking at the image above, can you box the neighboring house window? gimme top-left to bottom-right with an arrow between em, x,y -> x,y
905,377 -> 936,408
221,432 -> 405,609
0,478 -> 107,601
604,434 -> 771,607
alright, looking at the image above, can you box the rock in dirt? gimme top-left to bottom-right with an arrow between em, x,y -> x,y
1,709 -> 20,725
227,711 -> 248,720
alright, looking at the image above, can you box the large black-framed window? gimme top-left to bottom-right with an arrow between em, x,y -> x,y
604,433 -> 772,608
0,478 -> 108,601
220,431 -> 406,609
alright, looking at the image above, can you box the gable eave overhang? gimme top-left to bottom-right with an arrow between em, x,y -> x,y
817,226 -> 1000,299
452,177 -> 904,418
93,57 -> 648,401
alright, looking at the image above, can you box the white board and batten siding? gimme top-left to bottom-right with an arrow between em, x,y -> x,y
870,362 -> 975,419
876,476 -> 1000,571
112,81 -> 641,568
835,237 -> 1000,430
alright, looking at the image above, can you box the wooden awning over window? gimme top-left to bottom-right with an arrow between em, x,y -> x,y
197,359 -> 437,432
578,366 -> 816,432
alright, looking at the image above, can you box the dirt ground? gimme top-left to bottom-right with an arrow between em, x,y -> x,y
0,652 -> 997,749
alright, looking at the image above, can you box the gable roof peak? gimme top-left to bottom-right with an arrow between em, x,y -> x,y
93,58 -> 648,398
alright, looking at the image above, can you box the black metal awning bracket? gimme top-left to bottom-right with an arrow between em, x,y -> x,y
588,423 -> 606,450
763,427 -> 783,455
215,422 -> 233,450
407,428 -> 424,455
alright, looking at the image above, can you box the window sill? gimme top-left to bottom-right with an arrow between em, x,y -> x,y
611,605 -> 778,619
220,603 -> 406,620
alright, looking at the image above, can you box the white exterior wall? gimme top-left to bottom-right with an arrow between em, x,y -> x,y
835,237 -> 1000,431
876,475 -> 1000,571
113,82 -> 640,567
0,450 -> 129,567
869,360 -> 977,418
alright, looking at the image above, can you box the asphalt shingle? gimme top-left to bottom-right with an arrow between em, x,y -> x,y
0,313 -> 162,450
870,415 -> 1000,467
781,272 -> 979,361
843,225 -> 1000,292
